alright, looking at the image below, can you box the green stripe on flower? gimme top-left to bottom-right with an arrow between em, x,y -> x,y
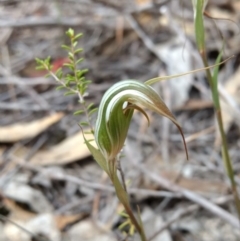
95,80 -> 188,161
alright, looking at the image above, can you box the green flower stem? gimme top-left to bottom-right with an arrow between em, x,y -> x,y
193,0 -> 240,217
201,55 -> 240,217
116,157 -> 127,192
109,158 -> 147,241
84,138 -> 147,240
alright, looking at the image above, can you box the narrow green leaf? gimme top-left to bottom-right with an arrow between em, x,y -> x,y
80,86 -> 87,95
65,75 -> 75,81
64,91 -> 76,96
73,110 -> 84,115
63,63 -> 73,68
44,64 -> 53,71
55,68 -> 61,74
87,103 -> 94,110
56,86 -> 65,91
118,220 -> 130,230
145,57 -> 233,85
76,58 -> 84,65
73,41 -> 78,47
44,73 -> 51,78
61,45 -> 71,51
36,66 -> 45,70
57,72 -> 63,79
45,56 -> 51,66
112,172 -> 129,207
119,212 -> 129,218
82,80 -> 91,85
84,131 -> 93,135
68,52 -> 74,59
35,58 -> 43,64
83,134 -> 108,173
84,139 -> 95,142
74,33 -> 83,40
88,108 -> 98,116
64,63 -> 74,71
79,121 -> 89,126
193,0 -> 206,53
68,56 -> 74,61
75,48 -> 83,54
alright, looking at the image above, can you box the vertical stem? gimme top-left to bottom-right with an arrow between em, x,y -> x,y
201,54 -> 240,217
117,156 -> 127,192
120,200 -> 147,241
193,0 -> 240,216
109,158 -> 147,241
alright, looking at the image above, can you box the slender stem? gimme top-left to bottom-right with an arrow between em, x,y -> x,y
70,37 -> 95,133
193,0 -> 240,217
201,53 -> 240,217
117,156 -> 127,192
120,200 -> 147,241
109,158 -> 147,241
70,36 -> 84,103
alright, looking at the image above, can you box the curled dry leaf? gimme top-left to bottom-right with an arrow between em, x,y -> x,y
161,170 -> 228,196
12,131 -> 95,166
0,112 -> 64,143
3,198 -> 36,221
55,214 -> 84,230
30,131 -> 96,166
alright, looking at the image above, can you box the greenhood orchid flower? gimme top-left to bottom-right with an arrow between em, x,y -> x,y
95,80 -> 188,161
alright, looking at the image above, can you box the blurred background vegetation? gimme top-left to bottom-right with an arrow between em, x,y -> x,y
0,0 -> 240,241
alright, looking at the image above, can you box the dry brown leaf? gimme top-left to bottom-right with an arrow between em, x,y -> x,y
55,214 -> 85,230
161,171 -> 228,196
30,132 -> 96,166
3,198 -> 83,237
174,99 -> 213,111
12,131 -> 96,166
3,179 -> 53,212
208,6 -> 237,21
144,154 -> 228,196
0,112 -> 64,143
3,198 -> 36,221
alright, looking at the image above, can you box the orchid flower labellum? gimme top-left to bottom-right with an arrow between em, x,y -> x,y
94,80 -> 188,161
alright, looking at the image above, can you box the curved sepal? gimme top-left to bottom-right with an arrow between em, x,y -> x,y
95,80 -> 188,161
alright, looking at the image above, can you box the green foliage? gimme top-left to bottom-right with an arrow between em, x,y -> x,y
193,0 -> 206,54
94,80 -> 188,162
192,0 -> 240,217
36,28 -> 96,131
118,211 -> 136,236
